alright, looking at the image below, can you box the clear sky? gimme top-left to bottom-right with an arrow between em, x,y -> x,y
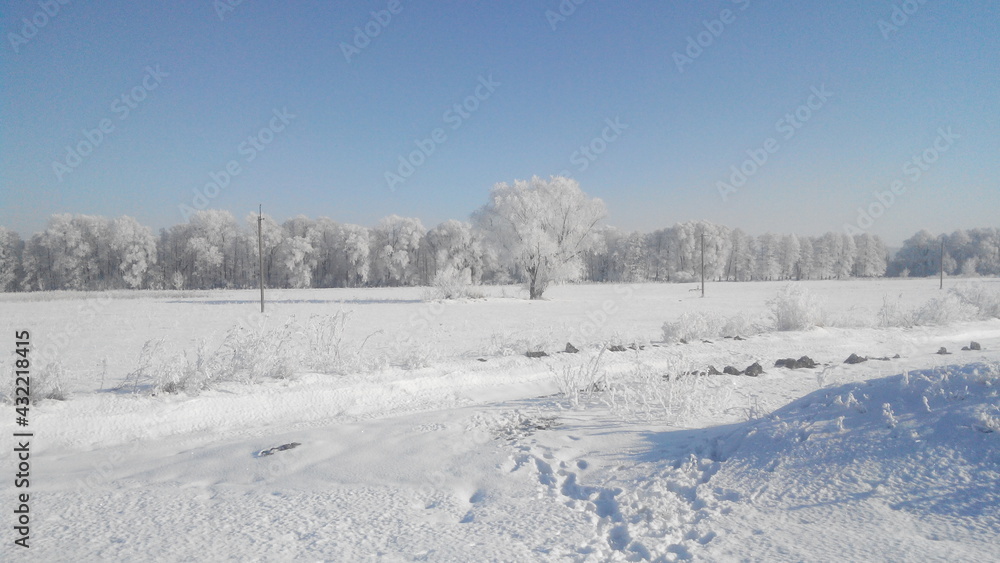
2,0 -> 998,245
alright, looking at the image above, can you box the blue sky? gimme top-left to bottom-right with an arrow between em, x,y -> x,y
2,0 -> 998,245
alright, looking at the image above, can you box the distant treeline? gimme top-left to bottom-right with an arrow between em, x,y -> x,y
0,212 -> 995,292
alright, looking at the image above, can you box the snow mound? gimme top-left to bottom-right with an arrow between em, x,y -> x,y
700,362 -> 1000,561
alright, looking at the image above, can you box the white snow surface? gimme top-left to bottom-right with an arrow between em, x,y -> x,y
2,279 -> 999,561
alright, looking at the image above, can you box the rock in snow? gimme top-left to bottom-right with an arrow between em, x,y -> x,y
845,353 -> 868,364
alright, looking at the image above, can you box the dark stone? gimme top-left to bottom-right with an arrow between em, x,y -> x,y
707,365 -> 722,375
723,366 -> 742,376
936,347 -> 950,355
845,353 -> 868,364
744,362 -> 764,377
796,356 -> 817,369
477,358 -> 487,362
628,344 -> 646,350
608,345 -> 627,352
734,336 -> 746,341
970,341 -> 982,351
565,343 -> 579,354
679,339 -> 688,345
775,358 -> 795,368
962,346 -> 970,351
701,340 -> 713,344
526,351 -> 548,358
893,354 -> 901,359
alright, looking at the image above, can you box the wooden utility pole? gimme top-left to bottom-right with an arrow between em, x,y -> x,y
701,232 -> 706,298
940,239 -> 944,290
258,204 -> 265,312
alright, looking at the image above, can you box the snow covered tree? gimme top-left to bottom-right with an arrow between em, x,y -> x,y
340,223 -> 371,287
728,228 -> 754,281
473,176 -> 606,299
281,235 -> 315,288
0,227 -> 22,291
371,215 -> 425,286
425,220 -> 484,284
889,229 -> 938,277
109,216 -> 157,288
852,233 -> 887,278
778,234 -> 801,280
755,233 -> 781,281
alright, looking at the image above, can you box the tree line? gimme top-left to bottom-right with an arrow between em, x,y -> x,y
0,177 -> 995,294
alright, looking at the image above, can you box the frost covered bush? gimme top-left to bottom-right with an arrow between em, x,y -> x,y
484,328 -> 552,356
661,311 -> 765,343
426,266 -> 483,300
1,360 -> 69,403
767,284 -> 825,331
874,283 -> 997,329
302,312 -> 382,375
661,312 -> 724,343
554,349 -> 607,407
910,294 -> 980,326
215,318 -> 299,383
557,351 -> 736,424
950,282 -> 1000,318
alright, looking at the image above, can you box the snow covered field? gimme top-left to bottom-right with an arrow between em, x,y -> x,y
2,279 -> 1000,561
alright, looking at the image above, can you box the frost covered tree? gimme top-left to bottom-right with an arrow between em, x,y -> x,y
281,236 -> 315,288
371,215 -> 425,286
778,234 -> 801,280
473,176 -> 605,299
728,228 -> 754,281
852,233 -> 887,278
340,223 -> 371,287
425,220 -> 484,284
755,233 -> 781,281
889,229 -> 938,277
109,216 -> 157,288
0,227 -> 22,291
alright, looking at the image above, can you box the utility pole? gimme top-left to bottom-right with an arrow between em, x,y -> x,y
258,204 -> 265,312
940,238 -> 944,290
701,232 -> 706,298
